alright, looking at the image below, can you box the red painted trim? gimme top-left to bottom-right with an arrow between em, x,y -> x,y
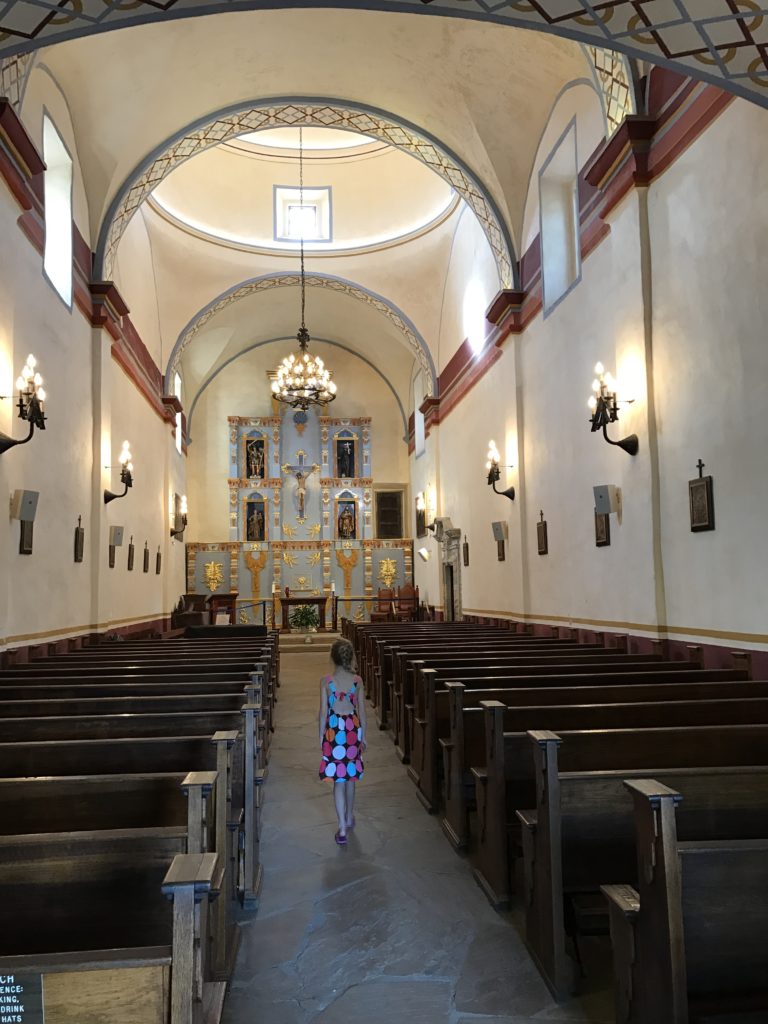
417,75 -> 734,437
0,99 -> 45,178
1,615 -> 173,665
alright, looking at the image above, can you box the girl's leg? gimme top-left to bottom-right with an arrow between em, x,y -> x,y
345,779 -> 356,827
333,781 -> 347,835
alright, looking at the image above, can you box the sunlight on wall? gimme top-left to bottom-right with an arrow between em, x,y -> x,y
43,115 -> 73,306
463,278 -> 488,355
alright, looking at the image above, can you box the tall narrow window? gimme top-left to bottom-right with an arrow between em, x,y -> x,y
413,373 -> 426,458
174,371 -> 183,454
43,115 -> 73,306
539,120 -> 580,315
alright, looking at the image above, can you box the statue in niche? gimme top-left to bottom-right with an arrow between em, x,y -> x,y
336,438 -> 356,479
337,500 -> 357,540
245,438 -> 266,480
246,500 -> 266,542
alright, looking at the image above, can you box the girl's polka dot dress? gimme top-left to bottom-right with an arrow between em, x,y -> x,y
319,678 -> 364,781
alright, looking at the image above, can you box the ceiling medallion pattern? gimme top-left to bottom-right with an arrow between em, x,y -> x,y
0,52 -> 31,108
587,46 -> 634,135
171,273 -> 437,395
98,102 -> 514,286
1,2 -> 767,108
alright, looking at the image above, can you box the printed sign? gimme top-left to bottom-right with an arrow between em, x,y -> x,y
0,975 -> 44,1023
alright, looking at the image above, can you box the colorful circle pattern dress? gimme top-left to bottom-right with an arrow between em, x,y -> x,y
319,677 -> 364,782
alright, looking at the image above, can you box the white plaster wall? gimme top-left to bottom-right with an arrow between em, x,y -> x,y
436,204 -> 501,371
409,426 -> 442,610
518,191 -> 654,630
21,63 -> 90,242
103,365 -> 186,626
133,201 -> 462,375
437,353 -> 524,618
0,186 -> 94,647
113,208 -> 163,366
187,341 -> 409,541
520,81 -> 605,256
650,98 -> 768,641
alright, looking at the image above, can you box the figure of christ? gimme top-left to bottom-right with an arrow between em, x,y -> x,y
289,463 -> 320,520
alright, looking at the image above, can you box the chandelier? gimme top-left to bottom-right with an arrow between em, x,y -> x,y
271,127 -> 337,411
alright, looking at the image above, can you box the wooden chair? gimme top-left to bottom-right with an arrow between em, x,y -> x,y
370,588 -> 395,623
394,583 -> 419,622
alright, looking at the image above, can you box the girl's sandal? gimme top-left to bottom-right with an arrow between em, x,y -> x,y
334,830 -> 348,845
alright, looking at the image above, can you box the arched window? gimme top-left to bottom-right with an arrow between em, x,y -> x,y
539,119 -> 580,315
43,114 -> 73,306
174,371 -> 183,454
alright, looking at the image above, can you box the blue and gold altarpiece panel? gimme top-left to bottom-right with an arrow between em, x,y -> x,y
186,406 -> 412,624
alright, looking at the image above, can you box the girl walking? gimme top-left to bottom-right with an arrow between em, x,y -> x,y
318,638 -> 367,845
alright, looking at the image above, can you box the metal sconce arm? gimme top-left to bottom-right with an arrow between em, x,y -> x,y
487,463 -> 516,501
104,468 -> 133,505
170,514 -> 188,540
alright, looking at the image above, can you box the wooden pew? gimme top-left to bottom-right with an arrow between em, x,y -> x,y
472,721 -> 768,918
383,640 -> 613,739
603,780 -> 768,1024
0,727 -> 263,911
0,835 -> 222,1024
412,664 -> 742,812
441,676 -> 768,850
392,647 -> 667,760
519,734 -> 768,1000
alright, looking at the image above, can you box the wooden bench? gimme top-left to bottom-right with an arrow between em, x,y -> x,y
392,647 -> 667,762
382,640 -> 613,739
440,676 -> 768,850
411,664 -> 743,813
0,725 -> 264,910
519,733 -> 768,1000
0,833 -> 222,1024
472,721 -> 768,916
603,780 -> 768,1023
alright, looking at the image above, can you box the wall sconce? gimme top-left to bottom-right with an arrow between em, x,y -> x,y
417,547 -> 430,562
170,494 -> 188,540
104,440 -> 134,504
486,440 -> 515,500
588,362 -> 638,456
0,354 -> 47,455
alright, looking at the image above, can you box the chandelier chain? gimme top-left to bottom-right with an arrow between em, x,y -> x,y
299,126 -> 306,337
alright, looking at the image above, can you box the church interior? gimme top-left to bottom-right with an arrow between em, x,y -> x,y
0,2 -> 767,1022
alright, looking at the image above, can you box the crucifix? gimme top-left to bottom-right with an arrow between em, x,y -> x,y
696,459 -> 705,478
281,451 -> 320,522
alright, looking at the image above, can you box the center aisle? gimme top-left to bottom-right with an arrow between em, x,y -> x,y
221,650 -> 611,1024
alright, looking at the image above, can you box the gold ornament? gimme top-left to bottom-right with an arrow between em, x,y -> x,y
308,523 -> 321,537
283,552 -> 297,568
283,523 -> 296,537
204,561 -> 224,593
244,548 -> 268,597
307,551 -> 322,567
335,548 -> 359,611
377,557 -> 399,589
239,609 -> 249,624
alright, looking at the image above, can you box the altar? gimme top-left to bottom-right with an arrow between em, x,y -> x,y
185,404 -> 413,624
277,595 -> 335,633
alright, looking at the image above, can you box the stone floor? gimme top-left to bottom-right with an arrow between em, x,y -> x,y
221,651 -> 614,1024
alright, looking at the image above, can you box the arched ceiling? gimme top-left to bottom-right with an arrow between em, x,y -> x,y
2,1 -> 768,107
31,8 -> 593,262
173,275 -> 427,427
150,132 -> 457,255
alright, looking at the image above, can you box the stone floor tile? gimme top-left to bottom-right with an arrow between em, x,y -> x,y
221,651 -> 611,1024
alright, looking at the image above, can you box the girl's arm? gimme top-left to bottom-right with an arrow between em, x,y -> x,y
357,680 -> 367,750
318,678 -> 327,745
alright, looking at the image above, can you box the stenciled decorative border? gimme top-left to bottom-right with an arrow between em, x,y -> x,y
96,99 -> 515,288
1,3 -> 767,110
168,271 -> 438,396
